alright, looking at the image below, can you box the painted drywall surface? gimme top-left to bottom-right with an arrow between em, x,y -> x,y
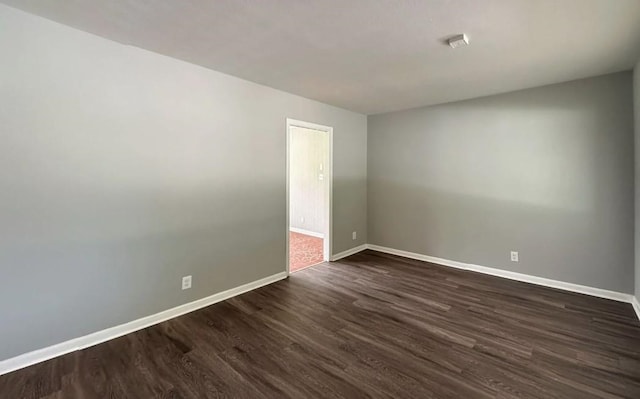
635,60 -> 640,300
368,72 -> 634,293
0,4 -> 366,361
290,126 -> 329,235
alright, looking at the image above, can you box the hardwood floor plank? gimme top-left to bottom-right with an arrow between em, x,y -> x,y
2,249 -> 640,398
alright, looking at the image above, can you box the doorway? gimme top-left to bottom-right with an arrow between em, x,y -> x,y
286,119 -> 332,274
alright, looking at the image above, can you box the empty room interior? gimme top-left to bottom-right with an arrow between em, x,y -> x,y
2,1 -> 640,398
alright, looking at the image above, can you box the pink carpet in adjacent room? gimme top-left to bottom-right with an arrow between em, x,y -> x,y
289,232 -> 324,272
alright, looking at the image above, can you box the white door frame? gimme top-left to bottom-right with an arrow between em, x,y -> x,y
286,118 -> 333,275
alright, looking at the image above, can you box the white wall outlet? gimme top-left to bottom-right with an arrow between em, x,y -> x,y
352,231 -> 357,240
301,216 -> 305,224
510,251 -> 519,262
182,275 -> 192,290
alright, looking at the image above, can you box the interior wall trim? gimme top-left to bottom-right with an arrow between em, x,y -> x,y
289,227 -> 324,238
366,244 -> 636,306
3,244 -> 637,376
631,296 -> 640,321
330,244 -> 368,261
0,271 -> 288,376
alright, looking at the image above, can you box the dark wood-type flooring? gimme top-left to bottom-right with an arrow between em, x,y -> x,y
2,250 -> 640,398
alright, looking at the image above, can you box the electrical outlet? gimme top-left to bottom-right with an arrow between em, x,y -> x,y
352,231 -> 357,240
182,275 -> 192,290
510,251 -> 519,262
301,217 -> 305,224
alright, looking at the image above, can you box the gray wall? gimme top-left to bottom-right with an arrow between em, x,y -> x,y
635,61 -> 640,300
368,72 -> 634,293
0,5 -> 367,361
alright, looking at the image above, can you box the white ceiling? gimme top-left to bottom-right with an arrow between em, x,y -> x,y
3,0 -> 640,114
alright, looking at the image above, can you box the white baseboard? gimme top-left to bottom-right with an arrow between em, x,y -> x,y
331,244 -> 368,261
0,271 -> 288,376
632,296 -> 640,321
2,246 -> 637,377
289,227 -> 324,239
367,244 -> 636,305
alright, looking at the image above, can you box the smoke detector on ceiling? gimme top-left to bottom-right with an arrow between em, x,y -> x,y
448,34 -> 469,48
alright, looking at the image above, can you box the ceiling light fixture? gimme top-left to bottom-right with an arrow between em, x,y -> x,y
448,34 -> 469,48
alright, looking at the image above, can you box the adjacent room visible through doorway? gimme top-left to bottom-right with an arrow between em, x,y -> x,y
287,119 -> 332,273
